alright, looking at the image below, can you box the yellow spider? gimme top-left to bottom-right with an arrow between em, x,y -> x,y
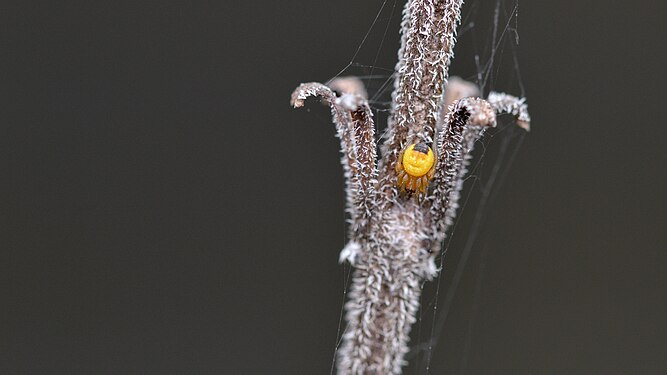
395,142 -> 436,195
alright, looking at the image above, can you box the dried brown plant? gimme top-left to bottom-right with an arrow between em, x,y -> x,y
290,1 -> 531,374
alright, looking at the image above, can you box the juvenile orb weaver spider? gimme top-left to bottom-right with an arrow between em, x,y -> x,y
395,142 -> 436,195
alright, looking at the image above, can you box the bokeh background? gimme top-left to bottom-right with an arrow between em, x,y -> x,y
1,0 -> 665,374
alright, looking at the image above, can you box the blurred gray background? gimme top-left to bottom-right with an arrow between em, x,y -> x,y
1,0 -> 665,374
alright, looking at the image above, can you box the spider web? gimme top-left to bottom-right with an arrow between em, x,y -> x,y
325,1 -> 528,374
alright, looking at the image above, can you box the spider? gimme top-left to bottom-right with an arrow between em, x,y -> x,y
395,142 -> 436,196
290,1 -> 531,374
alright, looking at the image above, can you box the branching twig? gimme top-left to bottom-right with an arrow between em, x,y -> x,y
290,1 -> 531,374
291,83 -> 377,242
430,98 -> 496,249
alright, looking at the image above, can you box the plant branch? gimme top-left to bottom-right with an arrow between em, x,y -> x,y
381,0 -> 465,183
291,82 -> 377,243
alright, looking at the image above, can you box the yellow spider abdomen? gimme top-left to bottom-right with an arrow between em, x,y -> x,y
402,144 -> 435,177
395,143 -> 437,195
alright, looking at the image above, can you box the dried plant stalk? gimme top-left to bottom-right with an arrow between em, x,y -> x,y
290,1 -> 530,374
381,0 -> 464,180
291,83 -> 377,242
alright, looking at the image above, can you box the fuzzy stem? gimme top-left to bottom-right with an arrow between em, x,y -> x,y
430,98 -> 496,246
292,3 -> 531,375
349,105 -> 378,238
337,1 -> 468,373
381,0 -> 465,183
291,82 -> 377,240
337,201 -> 431,375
